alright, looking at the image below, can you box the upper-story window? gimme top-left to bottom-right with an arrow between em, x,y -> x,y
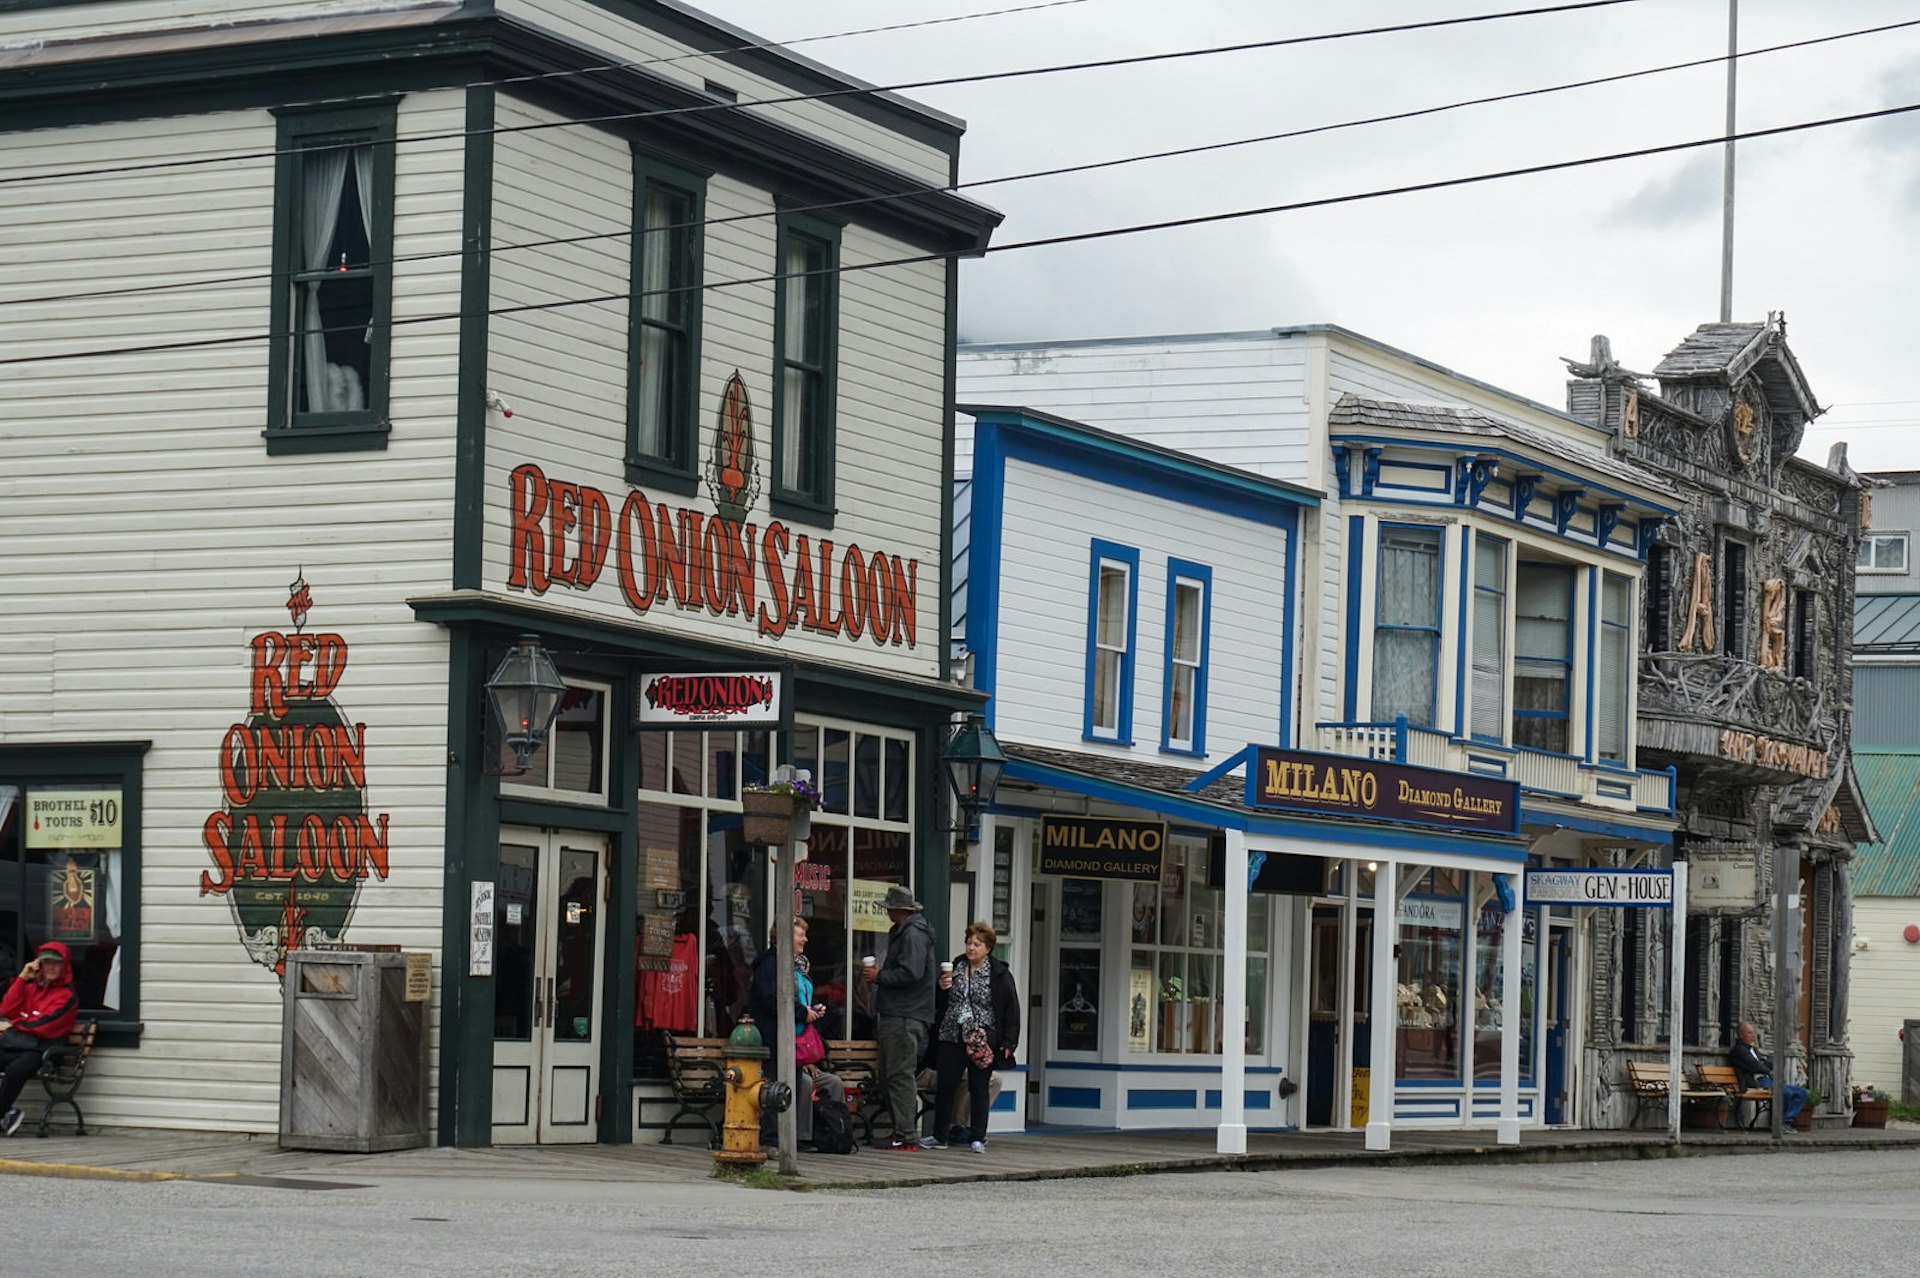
1596,572 -> 1633,762
772,210 -> 842,522
1791,590 -> 1816,680
627,152 -> 706,491
266,103 -> 397,455
1858,531 -> 1909,574
1162,562 -> 1211,754
1085,541 -> 1139,743
1469,535 -> 1508,740
1513,562 -> 1573,753
1722,539 -> 1749,657
1645,543 -> 1674,652
1372,526 -> 1442,727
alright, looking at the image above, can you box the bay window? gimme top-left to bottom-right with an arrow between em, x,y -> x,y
1513,562 -> 1573,753
1372,526 -> 1443,726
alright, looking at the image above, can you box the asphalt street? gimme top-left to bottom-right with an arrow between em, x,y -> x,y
12,1148 -> 1919,1277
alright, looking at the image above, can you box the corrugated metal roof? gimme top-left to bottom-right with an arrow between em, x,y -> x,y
1856,594 -> 1920,652
1852,746 -> 1920,896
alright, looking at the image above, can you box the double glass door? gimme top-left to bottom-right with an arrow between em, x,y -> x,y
492,828 -> 605,1145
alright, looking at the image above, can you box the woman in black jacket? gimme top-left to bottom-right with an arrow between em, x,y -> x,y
930,920 -> 1020,1152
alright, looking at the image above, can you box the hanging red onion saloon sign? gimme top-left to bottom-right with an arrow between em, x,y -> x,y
635,669 -> 788,729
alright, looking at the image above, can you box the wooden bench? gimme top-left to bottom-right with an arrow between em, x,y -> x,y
1622,1060 -> 1722,1129
31,1021 -> 96,1138
1697,1063 -> 1774,1130
659,1033 -> 727,1147
824,1039 -> 935,1144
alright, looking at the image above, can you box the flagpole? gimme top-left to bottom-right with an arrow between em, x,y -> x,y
1719,0 -> 1738,323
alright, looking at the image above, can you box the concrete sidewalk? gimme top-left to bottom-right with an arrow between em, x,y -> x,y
4,1120 -> 1917,1190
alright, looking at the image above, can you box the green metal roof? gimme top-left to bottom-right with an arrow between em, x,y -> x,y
1853,746 -> 1920,896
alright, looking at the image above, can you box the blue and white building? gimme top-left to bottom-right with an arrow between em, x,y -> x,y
956,328 -> 1680,1144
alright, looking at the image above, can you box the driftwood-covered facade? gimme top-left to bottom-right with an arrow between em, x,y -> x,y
1564,318 -> 1878,1124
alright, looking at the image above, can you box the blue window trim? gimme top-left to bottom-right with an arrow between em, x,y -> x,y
1343,516 -> 1365,721
1161,558 -> 1212,756
1084,539 -> 1140,744
1280,523 -> 1299,748
1371,522 -> 1445,728
966,425 -> 1010,730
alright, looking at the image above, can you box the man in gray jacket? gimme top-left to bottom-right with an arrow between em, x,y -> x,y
863,885 -> 936,1149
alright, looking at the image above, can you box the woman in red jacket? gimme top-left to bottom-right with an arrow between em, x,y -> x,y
0,941 -> 80,1137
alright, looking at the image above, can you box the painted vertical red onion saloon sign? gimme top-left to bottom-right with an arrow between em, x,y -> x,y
200,575 -> 391,978
502,373 -> 920,647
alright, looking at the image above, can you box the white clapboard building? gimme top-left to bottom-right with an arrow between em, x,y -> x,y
955,329 -> 1681,1142
0,0 -> 998,1145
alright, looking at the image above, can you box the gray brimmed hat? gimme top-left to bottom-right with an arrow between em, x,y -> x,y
881,885 -> 923,912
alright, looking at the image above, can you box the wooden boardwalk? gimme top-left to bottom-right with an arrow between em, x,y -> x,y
4,1121 -> 1918,1191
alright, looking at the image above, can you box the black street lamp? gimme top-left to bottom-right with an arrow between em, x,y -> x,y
943,713 -> 1007,836
486,635 -> 567,770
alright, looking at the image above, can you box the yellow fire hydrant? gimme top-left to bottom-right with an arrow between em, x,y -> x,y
715,1016 -> 792,1166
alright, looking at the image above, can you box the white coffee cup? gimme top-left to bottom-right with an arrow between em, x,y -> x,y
940,962 -> 954,974
862,956 -> 877,969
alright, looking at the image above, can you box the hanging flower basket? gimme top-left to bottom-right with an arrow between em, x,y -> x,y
739,777 -> 821,846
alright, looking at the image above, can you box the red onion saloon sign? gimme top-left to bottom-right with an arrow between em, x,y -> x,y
506,462 -> 921,648
200,577 -> 391,977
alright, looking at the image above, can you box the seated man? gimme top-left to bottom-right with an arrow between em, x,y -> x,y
1729,1020 -> 1807,1125
0,942 -> 80,1137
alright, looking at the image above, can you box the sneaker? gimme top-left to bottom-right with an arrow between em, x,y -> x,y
918,1135 -> 947,1150
885,1137 -> 920,1151
1,1109 -> 21,1138
969,1139 -> 987,1154
947,1126 -> 969,1145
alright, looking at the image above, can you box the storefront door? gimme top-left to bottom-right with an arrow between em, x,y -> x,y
1543,924 -> 1571,1125
492,828 -> 606,1145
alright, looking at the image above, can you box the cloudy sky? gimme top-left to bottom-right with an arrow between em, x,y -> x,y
700,0 -> 1920,470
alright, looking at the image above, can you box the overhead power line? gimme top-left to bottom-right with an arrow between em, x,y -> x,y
3,98 -> 1914,370
0,0 -> 1649,188
10,14 -> 1909,312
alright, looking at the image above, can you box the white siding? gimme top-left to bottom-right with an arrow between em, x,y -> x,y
1846,897 -> 1920,1095
989,456 -> 1290,765
495,0 -> 952,185
958,337 -> 1316,483
0,94 -> 466,1132
481,97 -> 951,682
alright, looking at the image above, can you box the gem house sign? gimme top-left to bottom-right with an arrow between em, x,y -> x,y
200,576 -> 391,978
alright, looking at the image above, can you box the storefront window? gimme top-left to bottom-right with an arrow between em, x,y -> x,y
1127,838 -> 1269,1056
500,682 -> 608,799
1396,870 -> 1463,1080
630,721 -> 913,1079
0,781 -> 129,1015
1471,902 -> 1536,1081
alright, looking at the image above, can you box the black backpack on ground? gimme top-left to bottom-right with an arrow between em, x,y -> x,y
812,1097 -> 857,1154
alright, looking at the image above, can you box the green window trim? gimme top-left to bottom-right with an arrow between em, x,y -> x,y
770,205 -> 843,526
625,149 -> 709,495
0,741 -> 148,1048
264,100 -> 398,457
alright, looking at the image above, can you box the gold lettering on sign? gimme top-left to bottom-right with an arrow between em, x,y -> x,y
1717,729 -> 1831,780
1677,552 -> 1716,652
1759,578 -> 1787,671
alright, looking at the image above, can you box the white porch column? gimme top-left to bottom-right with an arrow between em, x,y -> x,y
1667,861 -> 1688,1143
1217,828 -> 1250,1155
1365,859 -> 1398,1151
1497,872 -> 1524,1145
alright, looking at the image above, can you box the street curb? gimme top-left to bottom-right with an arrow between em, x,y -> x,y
790,1132 -> 1920,1192
0,1157 -> 186,1183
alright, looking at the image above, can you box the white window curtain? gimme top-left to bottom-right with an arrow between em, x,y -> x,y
779,237 -> 810,492
1092,562 -> 1129,732
1372,528 -> 1441,725
635,189 -> 676,458
1598,574 -> 1631,761
299,144 -> 371,415
1169,578 -> 1202,744
1470,537 -> 1507,740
